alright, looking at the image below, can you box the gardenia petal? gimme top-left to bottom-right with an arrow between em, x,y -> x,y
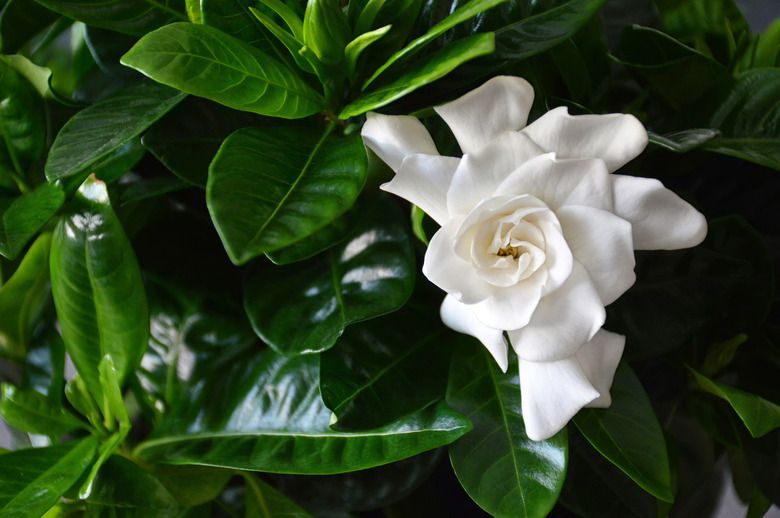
521,107 -> 648,172
434,76 -> 535,154
361,112 -> 438,172
509,261 -> 605,363
471,271 -> 546,330
579,329 -> 625,408
381,154 -> 460,225
611,175 -> 708,250
556,205 -> 636,305
440,295 -> 508,372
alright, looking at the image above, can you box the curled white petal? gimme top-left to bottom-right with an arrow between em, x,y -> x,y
522,107 -> 648,172
381,154 -> 460,225
434,76 -> 535,154
361,112 -> 438,172
579,329 -> 625,408
440,295 -> 508,372
611,175 -> 708,250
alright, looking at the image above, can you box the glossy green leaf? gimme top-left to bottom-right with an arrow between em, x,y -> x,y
93,138 -> 147,185
136,351 -> 470,474
573,362 -> 674,502
45,83 -> 186,185
648,129 -> 719,153
754,18 -> 780,68
615,25 -> 732,111
700,69 -> 780,171
0,232 -> 51,358
243,474 -> 313,518
244,196 -> 414,356
689,367 -> 780,439
0,383 -> 88,436
352,0 -> 423,58
344,25 -> 391,77
82,25 -> 141,80
303,0 -> 351,64
50,176 -> 149,402
0,0 -> 58,54
0,57 -> 46,171
200,0 -> 285,56
0,55 -> 55,99
0,436 -> 98,517
654,0 -> 750,49
97,355 -> 130,432
207,126 -> 367,264
320,303 -> 454,430
83,455 -> 179,517
65,375 -> 106,435
120,22 -> 322,118
152,464 -> 233,507
32,0 -> 187,36
363,0 -> 509,88
0,183 -> 64,260
341,33 -> 495,118
21,323 -> 66,405
447,341 -> 568,518
248,7 -> 314,74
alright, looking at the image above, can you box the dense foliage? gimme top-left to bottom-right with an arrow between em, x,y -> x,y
0,0 -> 778,516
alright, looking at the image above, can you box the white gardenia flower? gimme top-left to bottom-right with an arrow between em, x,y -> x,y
361,76 -> 707,441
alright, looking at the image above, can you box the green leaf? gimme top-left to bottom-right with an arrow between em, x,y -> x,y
0,57 -> 46,171
700,69 -> 780,171
207,125 -> 367,264
82,26 -> 141,80
21,323 -> 66,405
83,455 -> 179,517
0,55 -> 55,99
363,0 -> 509,88
97,355 -> 130,432
615,25 -> 732,111
320,302 -> 453,430
0,436 -> 98,517
243,474 -> 313,518
136,351 -> 470,474
248,7 -> 314,74
45,83 -> 186,186
65,376 -> 105,433
32,0 -> 187,36
573,362 -> 674,502
152,464 -> 233,507
50,176 -> 149,403
200,0 -> 286,56
0,232 -> 51,359
0,383 -> 88,436
120,22 -> 323,119
447,341 -> 568,518
0,182 -> 65,260
340,32 -> 495,118
243,196 -> 414,356
0,0 -> 58,54
648,129 -> 719,153
303,0 -> 351,64
93,138 -> 147,185
689,367 -> 780,439
344,25 -> 391,77
654,0 -> 750,56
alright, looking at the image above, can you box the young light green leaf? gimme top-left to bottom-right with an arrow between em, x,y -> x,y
121,22 -> 322,119
45,83 -> 186,185
97,355 -> 130,432
0,182 -> 64,260
248,6 -> 314,73
0,55 -> 54,99
200,0 -> 286,57
185,0 -> 202,23
50,176 -> 149,403
136,351 -> 470,473
207,126 -> 367,264
340,33 -> 495,118
0,383 -> 89,436
573,362 -> 674,503
648,129 -> 720,153
243,196 -> 414,356
0,436 -> 98,517
344,25 -> 392,77
689,366 -> 780,438
256,0 -> 304,39
363,0 -> 509,88
243,473 -> 314,518
303,0 -> 351,64
0,232 -> 51,359
32,0 -> 187,36
447,341 -> 568,518
65,375 -> 106,434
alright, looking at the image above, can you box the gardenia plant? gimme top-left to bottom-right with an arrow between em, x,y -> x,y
363,75 -> 708,440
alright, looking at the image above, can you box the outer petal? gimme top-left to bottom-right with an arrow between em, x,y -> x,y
521,107 -> 648,172
361,112 -> 439,172
423,221 -> 495,304
447,132 -> 544,217
440,295 -> 508,372
508,262 -> 605,362
470,270 -> 546,330
579,329 -> 626,408
495,155 -> 613,211
434,76 -> 535,154
519,354 -> 600,441
556,205 -> 636,305
381,154 -> 460,225
611,175 -> 708,250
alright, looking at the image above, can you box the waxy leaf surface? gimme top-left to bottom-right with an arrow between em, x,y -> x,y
33,0 -> 187,36
0,383 -> 88,436
244,196 -> 414,355
208,126 -> 367,264
447,341 -> 568,518
121,22 -> 322,118
243,474 -> 314,518
0,57 -> 45,170
0,183 -> 64,260
136,351 -> 470,474
573,362 -> 674,502
50,177 -> 149,401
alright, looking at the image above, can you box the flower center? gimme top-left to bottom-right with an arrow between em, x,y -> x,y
497,245 -> 520,259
